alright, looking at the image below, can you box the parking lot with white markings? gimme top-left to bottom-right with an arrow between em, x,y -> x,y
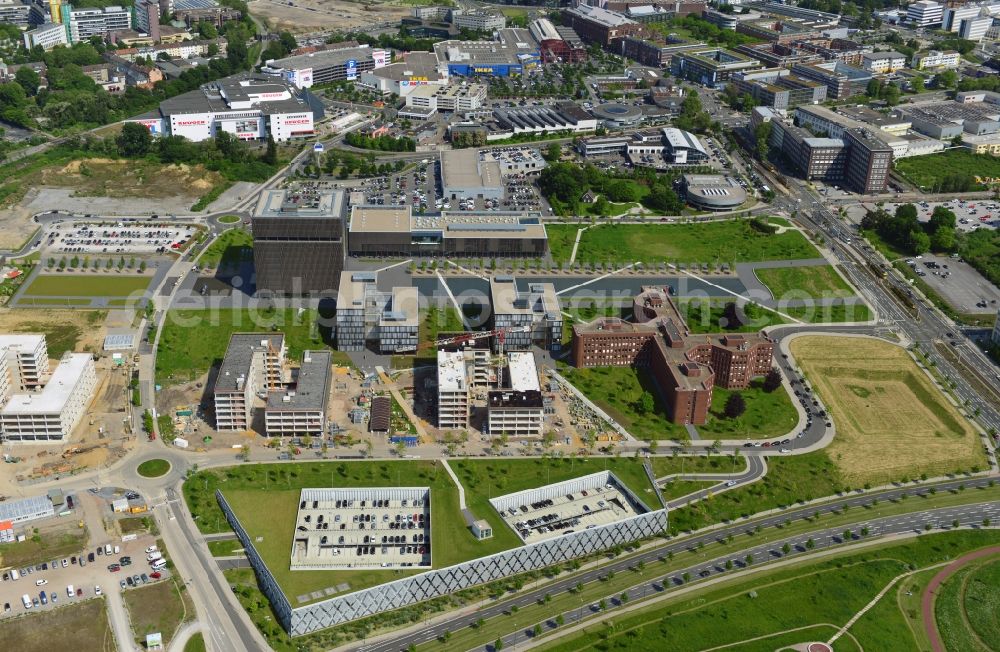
43,222 -> 197,256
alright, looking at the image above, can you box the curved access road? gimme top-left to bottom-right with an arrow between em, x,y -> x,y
921,545 -> 1000,652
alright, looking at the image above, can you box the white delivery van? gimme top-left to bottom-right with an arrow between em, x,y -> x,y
10,569 -> 19,581
150,559 -> 167,571
21,594 -> 32,609
146,551 -> 163,562
104,544 -> 112,555
66,585 -> 74,598
113,545 -> 120,555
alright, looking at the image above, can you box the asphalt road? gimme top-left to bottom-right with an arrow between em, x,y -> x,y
353,474 -> 1000,652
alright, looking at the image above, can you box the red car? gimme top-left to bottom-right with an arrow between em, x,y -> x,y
108,564 -> 121,572
149,572 -> 161,580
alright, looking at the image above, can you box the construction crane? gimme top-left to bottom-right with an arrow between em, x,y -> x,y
395,325 -> 531,354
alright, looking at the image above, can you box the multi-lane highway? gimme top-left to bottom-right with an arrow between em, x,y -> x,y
353,475 -> 1000,652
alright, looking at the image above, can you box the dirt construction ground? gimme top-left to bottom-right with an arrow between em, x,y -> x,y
790,335 -> 986,485
248,0 -> 410,32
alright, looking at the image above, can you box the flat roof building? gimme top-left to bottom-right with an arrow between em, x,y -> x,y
0,495 -> 55,526
262,44 -> 390,89
348,205 -> 548,258
487,351 -> 543,437
253,189 -> 346,296
213,333 -> 286,431
489,276 -> 563,351
0,353 -> 97,444
433,28 -> 541,77
128,73 -> 323,142
672,47 -> 762,88
0,334 -> 49,389
437,350 -> 470,429
335,271 -> 418,354
441,148 -> 503,201
561,5 -> 643,47
264,350 -> 331,437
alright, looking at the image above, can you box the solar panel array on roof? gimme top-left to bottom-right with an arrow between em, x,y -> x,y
0,495 -> 54,524
369,396 -> 391,432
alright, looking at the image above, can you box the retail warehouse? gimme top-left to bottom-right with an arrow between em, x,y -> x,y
128,73 -> 324,142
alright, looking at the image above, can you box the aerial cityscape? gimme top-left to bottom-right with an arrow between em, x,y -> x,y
0,0 -> 1000,650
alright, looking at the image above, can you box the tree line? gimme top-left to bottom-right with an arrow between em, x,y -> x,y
860,203 -> 958,255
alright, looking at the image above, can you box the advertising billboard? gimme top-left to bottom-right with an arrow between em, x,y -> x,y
346,59 -> 358,81
372,49 -> 389,68
133,118 -> 162,135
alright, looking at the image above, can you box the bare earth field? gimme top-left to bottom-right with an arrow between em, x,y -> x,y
0,308 -> 108,353
40,158 -> 220,200
248,0 -> 409,32
790,336 -> 985,485
0,159 -> 224,247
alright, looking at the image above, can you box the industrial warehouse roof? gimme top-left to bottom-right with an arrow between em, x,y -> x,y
103,332 -> 136,351
216,333 -> 285,393
369,396 -> 391,432
266,350 -> 331,411
440,149 -> 503,193
1,353 -> 91,415
265,45 -> 377,71
0,495 -> 53,523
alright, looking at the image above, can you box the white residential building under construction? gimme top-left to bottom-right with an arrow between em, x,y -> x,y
486,351 -> 544,438
0,352 -> 97,443
264,350 -> 332,437
213,333 -> 286,431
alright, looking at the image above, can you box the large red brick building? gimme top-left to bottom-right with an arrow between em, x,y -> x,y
571,287 -> 774,425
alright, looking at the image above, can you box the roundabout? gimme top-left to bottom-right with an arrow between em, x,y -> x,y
136,458 -> 172,478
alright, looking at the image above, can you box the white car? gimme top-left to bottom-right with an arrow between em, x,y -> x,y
144,546 -> 158,554
94,585 -> 102,596
35,579 -> 47,586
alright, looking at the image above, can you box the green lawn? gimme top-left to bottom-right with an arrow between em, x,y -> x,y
560,299 -> 629,324
156,307 -> 333,385
963,558 -> 1000,648
559,366 -> 797,442
934,562 -> 992,652
207,539 -> 244,557
698,379 -> 799,441
558,365 -> 689,441
660,480 -> 715,502
537,531 -> 1000,652
187,461 -> 524,605
183,633 -> 206,652
22,274 -> 151,297
217,215 -> 241,224
678,297 -> 872,332
894,149 -> 998,191
546,221 -> 819,266
137,458 -> 171,478
0,529 -> 87,567
665,450 -> 845,535
123,579 -> 192,647
197,228 -> 253,268
756,264 -> 855,299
